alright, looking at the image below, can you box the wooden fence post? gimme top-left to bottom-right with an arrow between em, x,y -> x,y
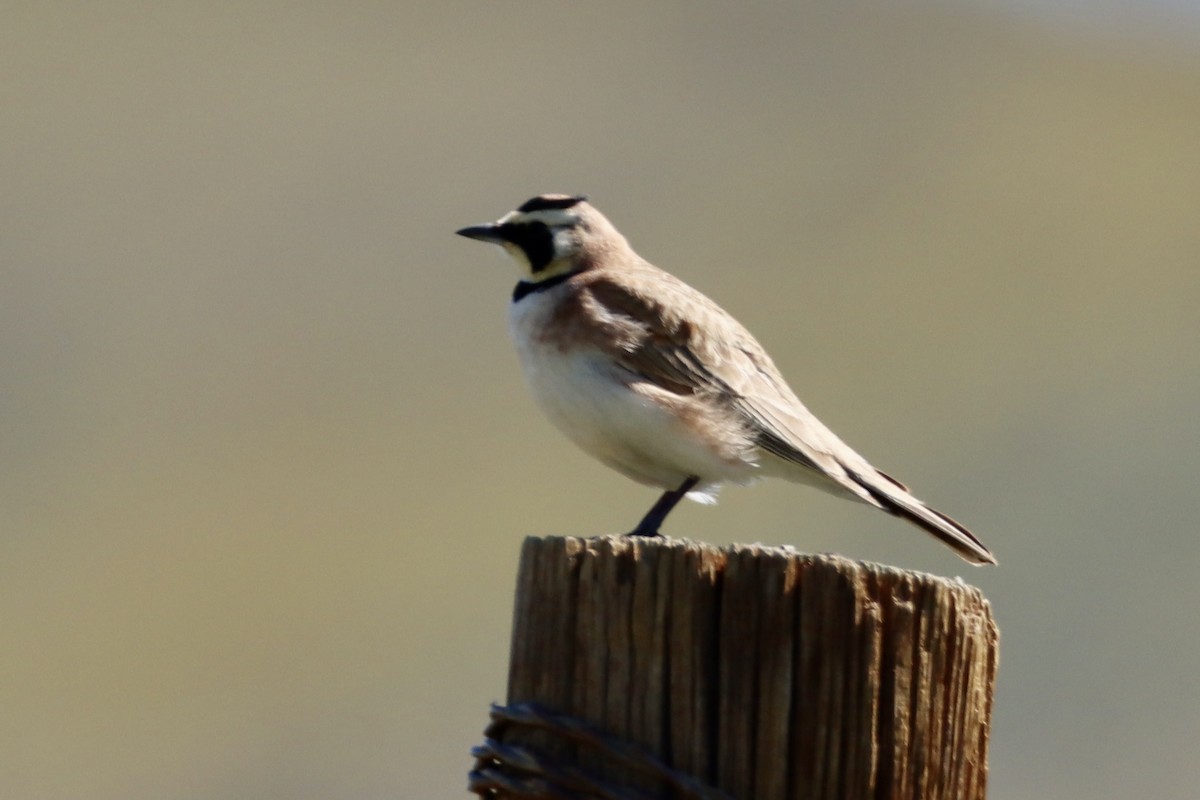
474,535 -> 999,800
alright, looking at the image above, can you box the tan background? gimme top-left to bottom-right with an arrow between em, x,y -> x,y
3,2 -> 1198,798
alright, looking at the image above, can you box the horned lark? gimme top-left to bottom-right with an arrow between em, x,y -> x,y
457,194 -> 996,565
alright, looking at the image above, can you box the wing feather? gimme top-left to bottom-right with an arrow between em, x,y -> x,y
578,272 -> 866,495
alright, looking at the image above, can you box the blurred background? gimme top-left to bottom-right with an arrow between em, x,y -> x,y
3,2 -> 1198,798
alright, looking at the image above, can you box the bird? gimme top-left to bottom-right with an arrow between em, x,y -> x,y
456,193 -> 996,565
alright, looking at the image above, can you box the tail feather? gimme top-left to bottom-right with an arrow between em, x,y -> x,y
848,469 -> 997,566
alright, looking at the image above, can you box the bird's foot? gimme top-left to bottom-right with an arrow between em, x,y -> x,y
625,527 -> 663,538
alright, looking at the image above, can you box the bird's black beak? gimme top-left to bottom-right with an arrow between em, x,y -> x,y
456,223 -> 505,244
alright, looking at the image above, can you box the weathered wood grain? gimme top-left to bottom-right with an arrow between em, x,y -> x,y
499,535 -> 998,800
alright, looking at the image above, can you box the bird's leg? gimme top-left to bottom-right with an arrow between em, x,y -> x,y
627,476 -> 700,537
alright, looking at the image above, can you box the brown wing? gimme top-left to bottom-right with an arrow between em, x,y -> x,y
573,271 -> 997,564
578,272 -> 869,494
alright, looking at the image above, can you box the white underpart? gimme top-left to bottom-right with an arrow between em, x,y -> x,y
509,285 -> 760,504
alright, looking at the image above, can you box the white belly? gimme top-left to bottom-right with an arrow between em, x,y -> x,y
508,292 -> 758,497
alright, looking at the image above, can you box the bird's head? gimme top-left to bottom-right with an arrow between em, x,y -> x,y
456,194 -> 629,282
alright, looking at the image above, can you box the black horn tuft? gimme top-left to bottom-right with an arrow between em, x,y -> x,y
517,194 -> 588,213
